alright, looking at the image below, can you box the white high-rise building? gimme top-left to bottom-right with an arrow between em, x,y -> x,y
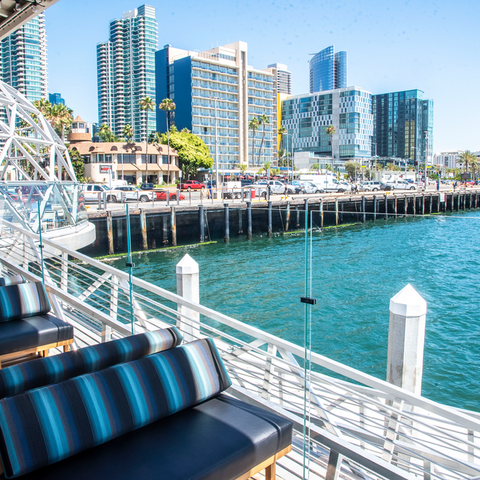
97,5 -> 157,142
267,63 -> 291,94
0,14 -> 48,102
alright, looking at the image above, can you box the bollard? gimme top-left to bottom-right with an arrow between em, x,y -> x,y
247,201 -> 252,240
362,196 -> 366,223
140,209 -> 148,250
285,201 -> 290,232
199,205 -> 205,243
106,211 -> 114,255
373,195 -> 377,221
176,254 -> 200,342
224,203 -> 230,243
387,284 -> 427,396
171,206 -> 177,246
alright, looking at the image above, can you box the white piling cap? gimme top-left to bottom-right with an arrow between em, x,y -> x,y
176,254 -> 199,275
389,284 -> 427,317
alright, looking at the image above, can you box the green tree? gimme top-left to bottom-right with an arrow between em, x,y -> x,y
258,114 -> 270,167
278,126 -> 286,166
249,117 -> 259,166
119,124 -> 134,181
158,127 -> 213,178
386,162 -> 401,172
68,148 -> 84,182
139,96 -> 155,183
240,163 -> 247,175
98,124 -> 119,142
326,124 -> 336,171
159,98 -> 176,184
344,161 -> 357,180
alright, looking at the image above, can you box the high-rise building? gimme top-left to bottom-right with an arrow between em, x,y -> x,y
372,89 -> 434,164
156,41 -> 276,171
1,14 -> 47,102
281,86 -> 373,166
97,5 -> 157,142
49,92 -> 65,105
267,63 -> 291,94
309,46 -> 347,93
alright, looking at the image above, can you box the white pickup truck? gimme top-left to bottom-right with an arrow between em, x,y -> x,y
81,184 -> 118,203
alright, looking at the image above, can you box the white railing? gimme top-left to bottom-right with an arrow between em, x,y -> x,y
0,220 -> 479,480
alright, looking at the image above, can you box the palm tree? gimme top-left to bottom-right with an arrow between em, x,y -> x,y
159,98 -> 176,185
278,126 -> 286,167
326,125 -> 336,172
248,117 -> 259,167
49,104 -> 73,142
121,124 -> 134,182
258,115 -> 270,172
139,96 -> 155,184
458,150 -> 476,179
33,98 -> 51,118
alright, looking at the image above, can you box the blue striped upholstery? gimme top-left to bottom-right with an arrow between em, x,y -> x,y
0,327 -> 183,399
0,276 -> 25,287
0,338 -> 230,478
0,282 -> 50,323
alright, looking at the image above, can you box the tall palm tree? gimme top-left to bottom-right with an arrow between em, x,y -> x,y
249,117 -> 259,167
50,104 -> 73,142
258,115 -> 270,172
33,98 -> 51,118
278,126 -> 286,167
458,150 -> 475,177
99,123 -> 111,142
139,96 -> 155,184
326,125 -> 336,172
121,124 -> 134,182
159,98 -> 176,185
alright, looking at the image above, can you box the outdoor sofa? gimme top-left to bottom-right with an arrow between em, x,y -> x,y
0,277 -> 74,367
0,326 -> 292,479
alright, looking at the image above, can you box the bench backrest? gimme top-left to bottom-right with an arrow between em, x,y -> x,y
0,281 -> 50,322
0,276 -> 25,288
0,327 -> 183,399
0,337 -> 231,478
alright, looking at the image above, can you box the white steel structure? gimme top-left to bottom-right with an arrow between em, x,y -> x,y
0,80 -> 95,249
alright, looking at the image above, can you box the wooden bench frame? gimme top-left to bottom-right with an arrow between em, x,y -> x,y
0,339 -> 73,368
236,445 -> 292,480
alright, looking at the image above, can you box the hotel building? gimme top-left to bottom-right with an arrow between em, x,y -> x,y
156,41 -> 276,172
309,46 -> 347,94
97,5 -> 157,142
0,14 -> 47,102
372,89 -> 434,164
281,86 -> 373,168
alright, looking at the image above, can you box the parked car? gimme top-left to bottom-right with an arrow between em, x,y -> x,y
179,180 -> 205,190
386,180 -> 416,190
240,179 -> 253,187
156,190 -> 185,201
82,184 -> 118,203
112,186 -> 155,202
298,181 -> 324,194
140,183 -> 154,190
255,180 -> 287,194
361,181 -> 388,192
286,181 -> 303,194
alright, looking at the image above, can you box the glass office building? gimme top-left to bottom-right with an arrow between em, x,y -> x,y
309,46 -> 347,93
156,41 -> 276,172
1,14 -> 48,103
281,86 -> 373,165
97,5 -> 157,142
372,89 -> 434,163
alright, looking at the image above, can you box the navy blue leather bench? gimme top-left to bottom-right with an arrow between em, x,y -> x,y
0,329 -> 292,479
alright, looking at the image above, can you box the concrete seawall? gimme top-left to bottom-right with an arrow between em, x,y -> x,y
81,190 -> 479,257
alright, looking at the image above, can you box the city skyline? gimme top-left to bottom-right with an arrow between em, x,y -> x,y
44,0 -> 479,153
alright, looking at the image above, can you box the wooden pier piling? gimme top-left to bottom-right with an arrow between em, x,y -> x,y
238,208 -> 243,234
335,198 -> 339,225
224,203 -> 230,243
106,211 -> 114,255
199,205 -> 205,243
171,206 -> 177,247
362,196 -> 366,223
247,201 -> 252,240
285,202 -> 290,232
320,199 -> 324,228
267,201 -> 273,237
373,195 -> 377,221
140,209 -> 148,250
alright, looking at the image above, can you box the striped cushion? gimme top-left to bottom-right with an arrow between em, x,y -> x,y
0,327 -> 183,399
0,282 -> 50,323
0,276 -> 25,288
0,338 -> 230,478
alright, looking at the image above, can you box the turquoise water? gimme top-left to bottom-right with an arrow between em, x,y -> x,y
110,210 -> 480,412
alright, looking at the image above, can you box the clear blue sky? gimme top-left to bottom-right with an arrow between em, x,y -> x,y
46,0 -> 479,153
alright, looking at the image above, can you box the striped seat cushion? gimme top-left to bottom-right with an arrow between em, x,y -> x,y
0,338 -> 230,478
0,327 -> 183,399
0,276 -> 25,288
0,282 -> 50,323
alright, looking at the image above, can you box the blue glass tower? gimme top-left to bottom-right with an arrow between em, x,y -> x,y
309,46 -> 347,93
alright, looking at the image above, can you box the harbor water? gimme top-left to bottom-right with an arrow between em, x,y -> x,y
109,210 -> 480,412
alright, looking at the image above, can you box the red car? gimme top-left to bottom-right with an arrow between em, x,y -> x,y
156,190 -> 185,201
178,180 -> 205,190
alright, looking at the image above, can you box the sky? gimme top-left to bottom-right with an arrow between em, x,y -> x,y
45,0 -> 480,153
